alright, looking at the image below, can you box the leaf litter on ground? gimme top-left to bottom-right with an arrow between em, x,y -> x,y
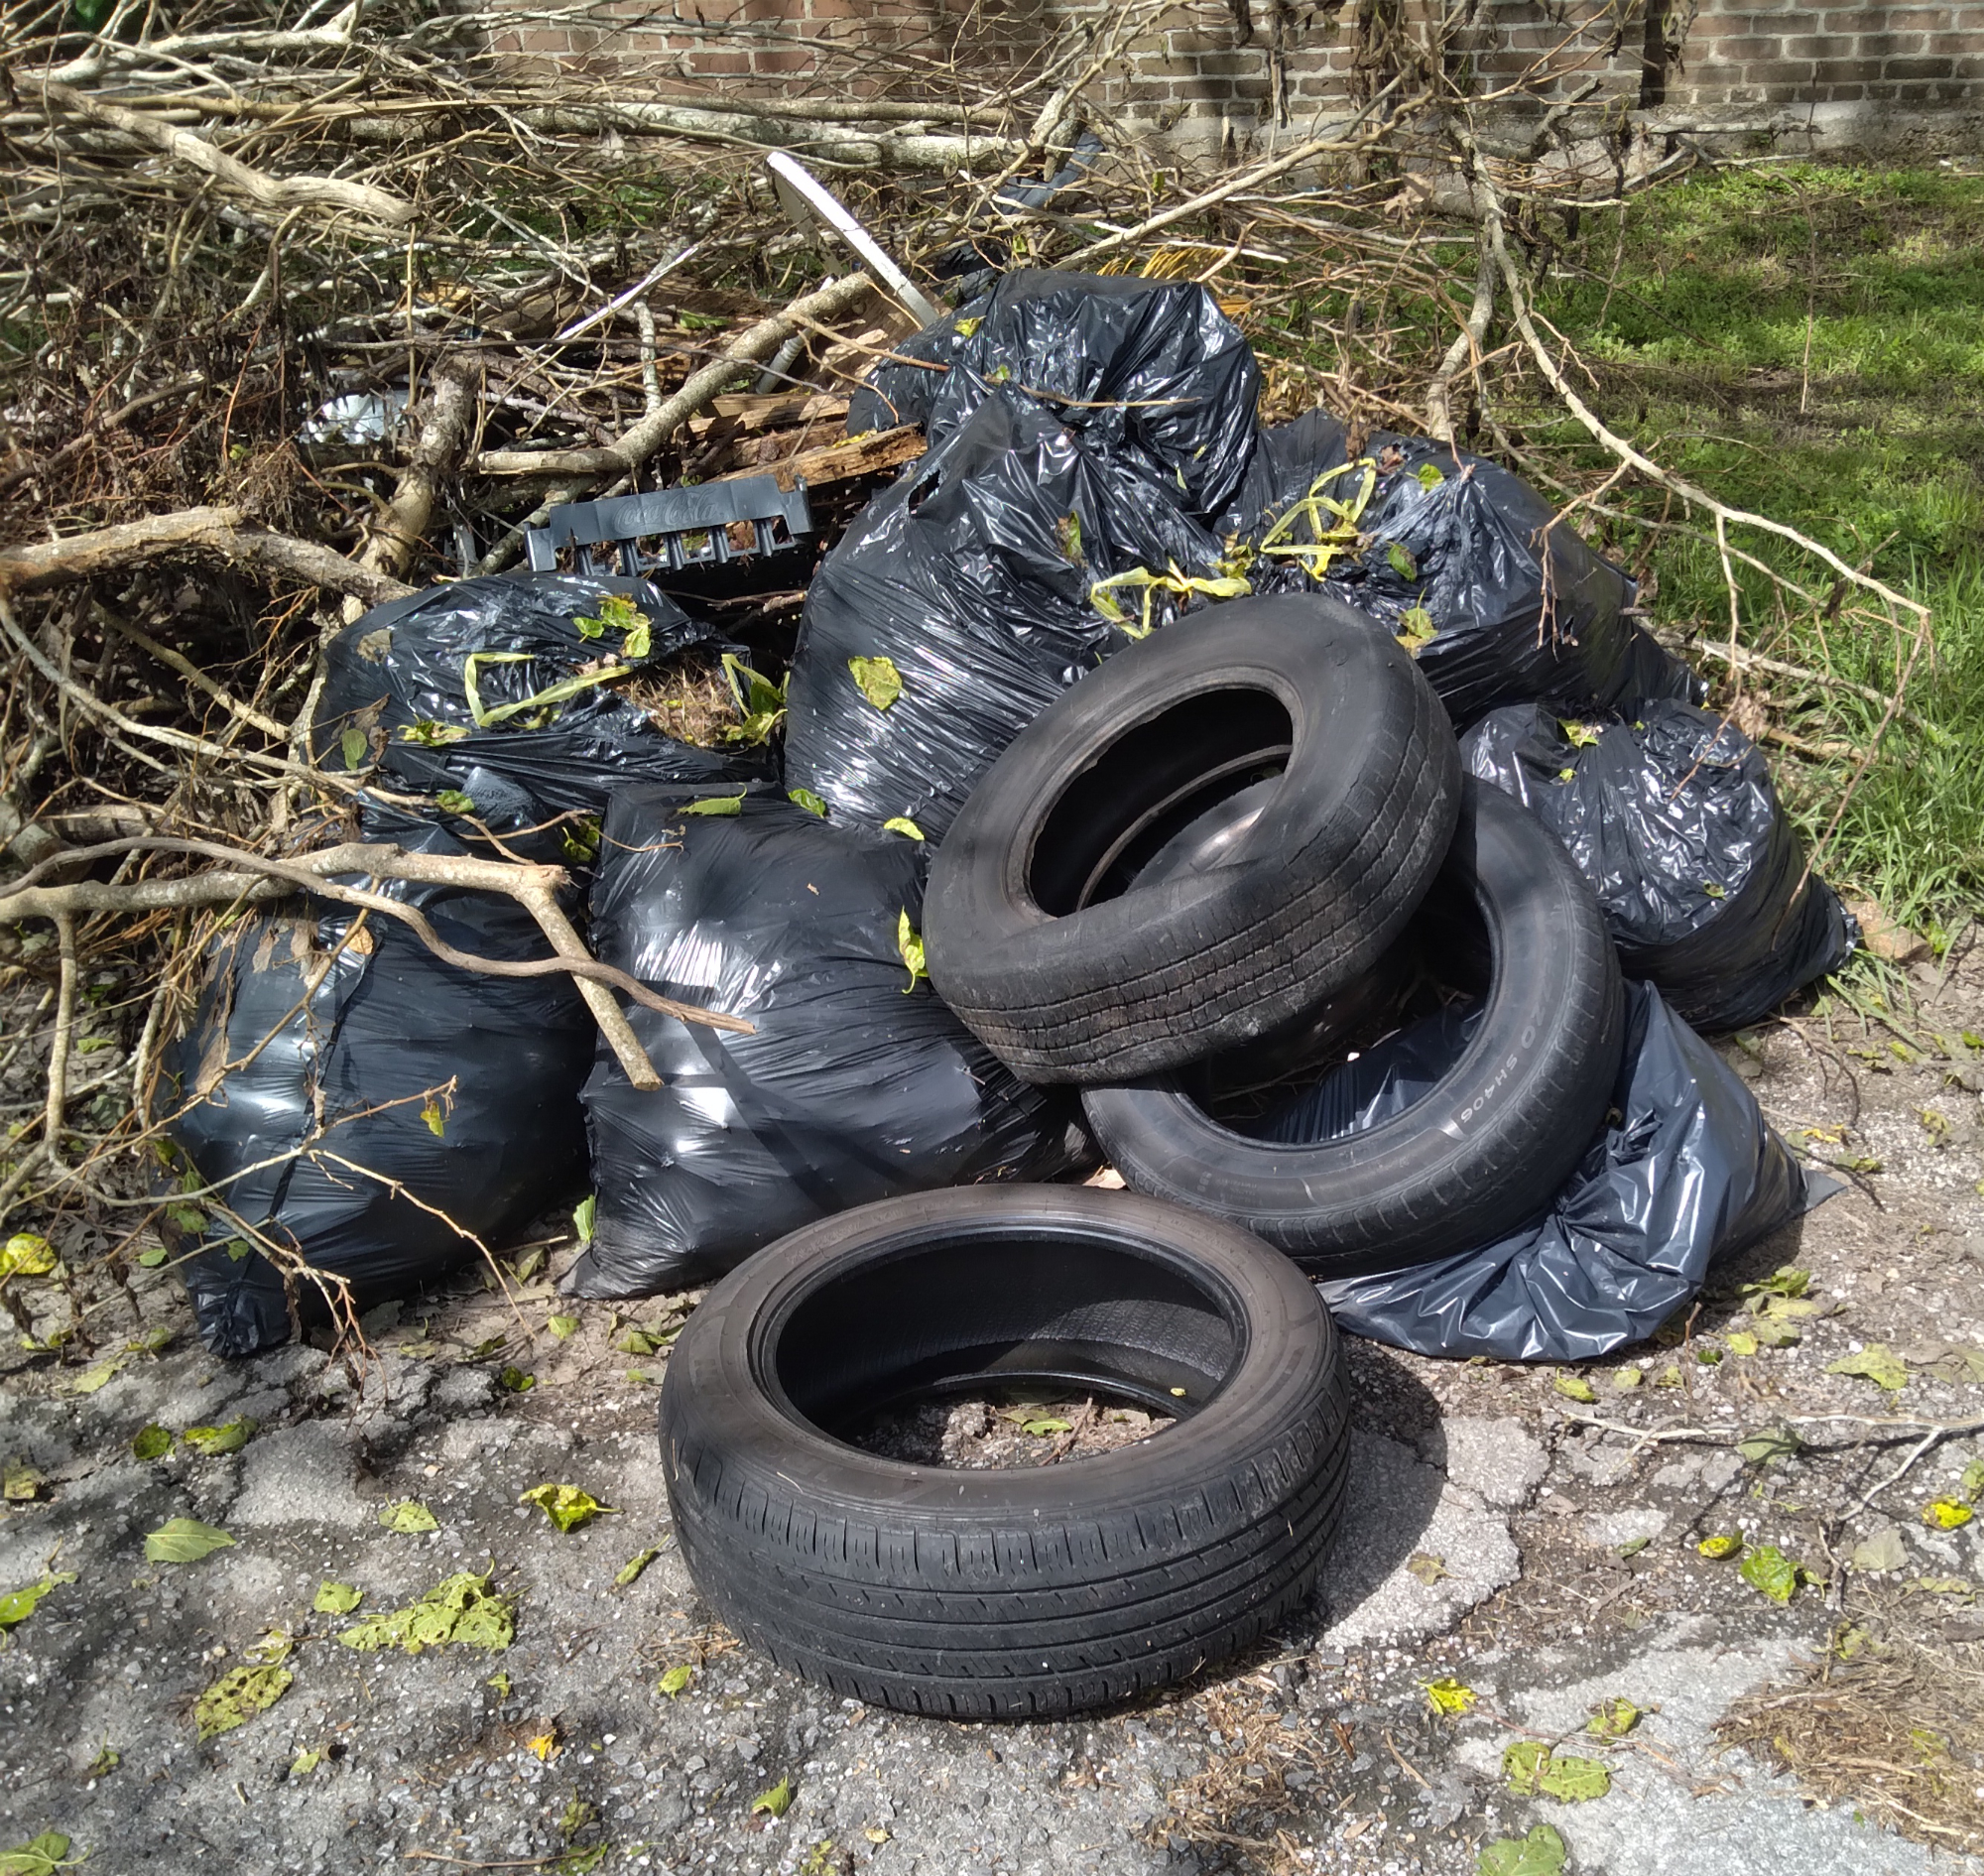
520,1484 -> 615,1533
193,1633 -> 293,1740
337,1566 -> 514,1655
144,1517 -> 234,1563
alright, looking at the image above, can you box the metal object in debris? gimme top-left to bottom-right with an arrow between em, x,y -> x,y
765,152 -> 941,328
525,476 -> 814,576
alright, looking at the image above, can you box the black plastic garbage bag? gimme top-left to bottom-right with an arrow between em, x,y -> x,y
313,573 -> 766,862
1462,700 -> 1856,1031
163,822 -> 594,1357
1241,420 -> 1698,725
565,789 -> 1085,1297
783,389 -> 1231,838
848,268 -> 1262,522
1304,982 -> 1824,1362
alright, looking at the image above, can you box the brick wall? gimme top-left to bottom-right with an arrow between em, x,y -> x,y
493,0 -> 1984,144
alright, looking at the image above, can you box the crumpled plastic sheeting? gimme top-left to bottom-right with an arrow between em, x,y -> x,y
848,268 -> 1262,521
1310,983 -> 1827,1362
783,390 -> 1227,838
1242,417 -> 1699,725
163,822 -> 594,1358
313,572 -> 766,862
1462,700 -> 1856,1032
565,791 -> 1086,1297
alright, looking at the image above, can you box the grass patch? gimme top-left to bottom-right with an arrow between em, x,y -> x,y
1522,164 -> 1984,929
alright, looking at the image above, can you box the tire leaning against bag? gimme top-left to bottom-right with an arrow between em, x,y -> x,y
924,592 -> 1461,1084
658,1186 -> 1350,1719
1081,780 -> 1625,1278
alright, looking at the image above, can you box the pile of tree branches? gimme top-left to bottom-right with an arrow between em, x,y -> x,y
0,0 -> 1927,1345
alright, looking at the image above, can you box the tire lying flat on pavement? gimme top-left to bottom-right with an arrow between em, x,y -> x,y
924,592 -> 1461,1084
658,1186 -> 1350,1718
1082,779 -> 1625,1277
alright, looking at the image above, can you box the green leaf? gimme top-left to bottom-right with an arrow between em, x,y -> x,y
1740,1544 -> 1801,1603
338,1567 -> 513,1655
69,1362 -> 118,1395
1826,1343 -> 1909,1392
1851,1525 -> 1908,1572
3,1462 -> 41,1503
486,1670 -> 513,1697
571,1194 -> 596,1244
1962,1460 -> 1984,1502
1736,1425 -> 1801,1466
136,1248 -> 169,1269
788,788 -> 827,818
1385,541 -> 1418,581
750,1779 -> 793,1818
314,1580 -> 363,1615
1423,1677 -> 1476,1714
0,1832 -> 77,1876
1395,605 -> 1436,653
398,718 -> 468,747
1407,1552 -> 1449,1584
181,1417 -> 255,1457
954,315 -> 983,338
1537,1754 -> 1611,1801
339,726 -> 368,771
290,1746 -> 322,1779
658,1663 -> 694,1698
614,1549 -> 661,1587
718,654 -> 788,745
1616,1536 -> 1651,1559
132,1424 -> 173,1461
1415,460 -> 1446,490
1055,513 -> 1083,563
1502,1740 -> 1551,1795
377,1500 -> 438,1535
1552,1373 -> 1597,1403
1560,720 -> 1602,749
1724,1329 -> 1760,1356
434,790 -> 476,816
519,1483 -> 615,1533
0,1572 -> 74,1631
1021,1417 -> 1073,1437
547,1313 -> 580,1341
882,816 -> 926,841
1613,1365 -> 1643,1390
897,910 -> 928,993
194,1649 -> 293,1739
1477,1826 -> 1566,1876
0,1233 -> 58,1281
145,1518 -> 235,1563
420,1097 -> 446,1138
499,1367 -> 536,1393
1742,1264 -> 1810,1302
848,656 -> 903,711
678,794 -> 744,816
1586,1696 -> 1641,1738
615,1328 -> 657,1355
622,620 -> 652,662
573,614 -> 606,641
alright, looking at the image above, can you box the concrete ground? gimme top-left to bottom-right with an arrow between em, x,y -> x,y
6,947 -> 1984,1876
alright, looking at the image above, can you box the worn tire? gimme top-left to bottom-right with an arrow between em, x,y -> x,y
924,593 -> 1461,1084
1081,781 -> 1625,1276
658,1186 -> 1350,1718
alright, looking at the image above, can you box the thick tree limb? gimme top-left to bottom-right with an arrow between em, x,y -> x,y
0,838 -> 753,1091
41,80 -> 416,226
0,506 -> 414,606
1426,244 -> 1497,442
472,273 -> 880,480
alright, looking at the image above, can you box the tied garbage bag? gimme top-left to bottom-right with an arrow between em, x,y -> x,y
162,823 -> 594,1357
783,389 -> 1231,838
313,573 -> 766,862
1301,983 -> 1824,1362
566,789 -> 1085,1296
848,268 -> 1262,522
1462,700 -> 1856,1031
1242,419 -> 1697,725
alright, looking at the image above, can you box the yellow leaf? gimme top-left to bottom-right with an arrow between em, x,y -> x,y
527,1731 -> 558,1762
1725,1330 -> 1760,1356
1698,1533 -> 1744,1559
1422,1676 -> 1475,1714
1926,1500 -> 1974,1530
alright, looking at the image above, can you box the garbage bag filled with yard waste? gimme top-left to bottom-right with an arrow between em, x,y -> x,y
1240,418 -> 1699,725
1461,699 -> 1856,1031
1305,983 -> 1825,1362
847,268 -> 1263,522
564,788 -> 1086,1297
312,572 -> 767,864
783,389 -> 1233,839
162,821 -> 595,1358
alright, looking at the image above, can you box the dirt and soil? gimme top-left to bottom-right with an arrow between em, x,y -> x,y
5,941 -> 1984,1876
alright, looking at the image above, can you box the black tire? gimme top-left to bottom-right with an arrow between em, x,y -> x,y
924,593 -> 1461,1084
1081,780 -> 1625,1276
658,1186 -> 1350,1719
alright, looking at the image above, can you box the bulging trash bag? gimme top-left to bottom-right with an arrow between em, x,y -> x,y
847,268 -> 1262,522
313,572 -> 767,862
1242,421 -> 1698,725
783,389 -> 1230,839
1462,700 -> 1856,1031
565,789 -> 1085,1297
162,822 -> 594,1357
1305,982 -> 1824,1362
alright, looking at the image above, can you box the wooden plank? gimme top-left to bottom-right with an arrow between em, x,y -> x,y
707,424 -> 925,492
